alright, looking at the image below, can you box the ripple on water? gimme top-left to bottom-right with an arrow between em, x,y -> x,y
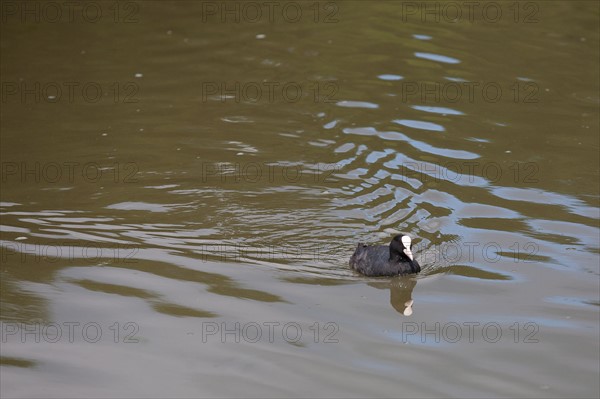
343,127 -> 479,160
334,143 -> 356,153
467,137 -> 491,143
383,153 -> 488,187
0,202 -> 21,207
323,120 -> 338,129
412,105 -> 465,115
546,296 -> 600,309
0,225 -> 30,233
144,184 -> 180,190
414,52 -> 461,64
393,119 -> 446,132
106,202 -> 186,213
377,74 -> 403,81
221,116 -> 254,123
444,76 -> 469,82
412,34 -> 432,40
491,187 -> 598,220
226,141 -> 259,153
336,100 -> 379,109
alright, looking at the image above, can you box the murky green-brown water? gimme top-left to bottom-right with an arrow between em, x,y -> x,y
1,1 -> 599,397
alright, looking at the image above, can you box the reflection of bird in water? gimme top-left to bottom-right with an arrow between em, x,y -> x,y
368,276 -> 417,316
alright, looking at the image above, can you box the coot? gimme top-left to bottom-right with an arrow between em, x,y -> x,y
349,235 -> 420,276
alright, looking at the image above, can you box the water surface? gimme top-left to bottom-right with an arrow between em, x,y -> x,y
1,1 -> 599,398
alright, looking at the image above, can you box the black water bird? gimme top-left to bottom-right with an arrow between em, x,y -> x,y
349,235 -> 420,276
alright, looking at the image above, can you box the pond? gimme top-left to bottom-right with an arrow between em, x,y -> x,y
1,1 -> 599,397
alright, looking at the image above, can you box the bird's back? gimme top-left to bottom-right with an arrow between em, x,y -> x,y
349,244 -> 404,276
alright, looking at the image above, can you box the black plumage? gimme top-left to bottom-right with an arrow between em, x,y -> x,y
349,235 -> 420,276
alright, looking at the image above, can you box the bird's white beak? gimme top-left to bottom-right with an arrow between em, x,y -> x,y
401,236 -> 413,260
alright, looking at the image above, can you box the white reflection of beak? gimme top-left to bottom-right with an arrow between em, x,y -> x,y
403,299 -> 414,316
